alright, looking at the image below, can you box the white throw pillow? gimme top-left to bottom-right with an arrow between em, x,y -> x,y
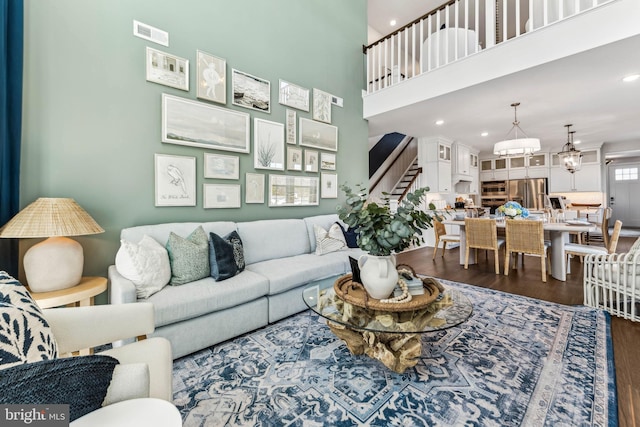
115,235 -> 171,298
314,223 -> 347,255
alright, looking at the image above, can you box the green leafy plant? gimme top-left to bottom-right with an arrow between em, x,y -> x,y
337,183 -> 438,256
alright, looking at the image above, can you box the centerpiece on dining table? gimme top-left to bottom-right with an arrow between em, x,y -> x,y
497,201 -> 530,219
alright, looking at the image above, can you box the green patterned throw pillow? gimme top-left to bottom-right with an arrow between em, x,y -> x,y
166,226 -> 210,285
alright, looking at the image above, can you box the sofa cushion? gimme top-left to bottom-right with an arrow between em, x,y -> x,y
166,226 -> 210,285
304,214 -> 342,253
314,223 -> 346,255
146,272 -> 269,327
238,219 -> 311,265
209,231 -> 245,281
115,235 -> 171,298
335,222 -> 359,248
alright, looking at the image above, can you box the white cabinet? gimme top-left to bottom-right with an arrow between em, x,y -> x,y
549,148 -> 602,192
480,158 -> 508,181
454,144 -> 471,176
418,137 -> 452,193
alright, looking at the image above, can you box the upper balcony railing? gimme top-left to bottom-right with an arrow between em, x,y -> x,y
364,0 -> 612,94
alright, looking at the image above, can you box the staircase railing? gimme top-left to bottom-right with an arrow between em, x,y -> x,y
398,166 -> 423,202
369,137 -> 418,202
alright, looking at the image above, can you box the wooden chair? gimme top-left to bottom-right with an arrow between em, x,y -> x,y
504,219 -> 550,282
565,220 -> 622,274
464,218 -> 505,274
585,207 -> 613,247
432,219 -> 461,259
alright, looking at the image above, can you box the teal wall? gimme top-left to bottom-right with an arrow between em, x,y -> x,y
21,0 -> 368,285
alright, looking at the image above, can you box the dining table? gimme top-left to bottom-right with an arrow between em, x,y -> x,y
443,219 -> 597,281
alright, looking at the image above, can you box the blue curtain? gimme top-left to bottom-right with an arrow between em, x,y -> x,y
0,0 -> 23,276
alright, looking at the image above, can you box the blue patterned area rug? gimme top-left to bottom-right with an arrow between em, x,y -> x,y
172,280 -> 617,426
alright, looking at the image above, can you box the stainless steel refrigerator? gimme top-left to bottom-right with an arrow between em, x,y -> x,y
507,178 -> 548,210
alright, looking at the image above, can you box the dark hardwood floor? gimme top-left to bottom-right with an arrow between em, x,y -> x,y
396,236 -> 640,427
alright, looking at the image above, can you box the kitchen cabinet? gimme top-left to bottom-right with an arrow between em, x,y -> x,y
549,164 -> 601,192
454,144 -> 471,176
480,158 -> 508,181
418,137 -> 452,193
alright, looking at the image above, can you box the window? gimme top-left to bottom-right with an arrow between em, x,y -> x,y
614,167 -> 638,181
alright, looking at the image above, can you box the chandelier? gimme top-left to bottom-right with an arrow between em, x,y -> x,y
493,102 -> 541,157
557,124 -> 582,173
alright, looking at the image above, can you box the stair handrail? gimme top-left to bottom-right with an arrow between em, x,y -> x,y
370,136 -> 415,193
397,167 -> 423,203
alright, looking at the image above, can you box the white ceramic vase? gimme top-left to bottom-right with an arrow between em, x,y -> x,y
357,254 -> 398,299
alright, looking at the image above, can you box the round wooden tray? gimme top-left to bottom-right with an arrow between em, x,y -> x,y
333,274 -> 443,312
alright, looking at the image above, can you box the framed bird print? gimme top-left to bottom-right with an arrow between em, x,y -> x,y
154,154 -> 196,207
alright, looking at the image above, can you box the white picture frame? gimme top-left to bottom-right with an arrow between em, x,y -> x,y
287,147 -> 303,171
321,173 -> 338,199
320,152 -> 336,170
245,173 -> 265,204
268,175 -> 319,207
304,149 -> 318,173
204,153 -> 239,180
313,88 -> 332,123
232,69 -> 270,113
162,94 -> 250,153
299,118 -> 338,152
278,79 -> 310,112
146,47 -> 189,91
253,118 -> 285,170
203,184 -> 241,208
286,109 -> 297,144
154,154 -> 196,207
196,50 -> 226,104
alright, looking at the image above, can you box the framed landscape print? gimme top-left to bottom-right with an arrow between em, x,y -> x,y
321,173 -> 338,198
232,69 -> 270,113
304,149 -> 318,173
196,50 -> 226,104
278,79 -> 310,112
146,47 -> 189,91
320,152 -> 336,170
268,175 -> 319,207
299,118 -> 338,152
204,153 -> 239,179
245,173 -> 265,204
287,147 -> 302,171
286,109 -> 297,144
162,94 -> 250,153
312,88 -> 332,123
203,184 -> 241,208
154,154 -> 196,206
253,118 -> 285,170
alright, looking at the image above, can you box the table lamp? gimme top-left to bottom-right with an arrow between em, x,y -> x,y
0,198 -> 104,292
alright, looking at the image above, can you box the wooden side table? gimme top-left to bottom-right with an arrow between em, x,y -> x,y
28,276 -> 107,309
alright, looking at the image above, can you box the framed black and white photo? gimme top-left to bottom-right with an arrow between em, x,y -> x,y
154,154 -> 196,207
304,149 -> 318,173
299,118 -> 338,152
204,153 -> 239,180
286,109 -> 297,144
320,152 -> 336,170
245,173 -> 265,204
278,79 -> 310,112
253,118 -> 285,170
162,94 -> 250,153
146,47 -> 189,91
196,50 -> 226,104
232,69 -> 270,113
203,184 -> 241,208
287,147 -> 302,171
321,173 -> 338,198
269,175 -> 319,207
313,88 -> 332,123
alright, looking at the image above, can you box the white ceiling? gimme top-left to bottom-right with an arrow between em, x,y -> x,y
367,1 -> 640,157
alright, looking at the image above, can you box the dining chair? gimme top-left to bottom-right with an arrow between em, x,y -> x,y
585,207 -> 613,247
432,219 -> 461,259
565,219 -> 622,274
464,218 -> 505,274
504,219 -> 550,282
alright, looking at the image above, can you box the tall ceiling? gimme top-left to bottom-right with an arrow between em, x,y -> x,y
366,1 -> 640,157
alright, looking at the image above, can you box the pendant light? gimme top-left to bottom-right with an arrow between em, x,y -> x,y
557,124 -> 582,173
493,102 -> 541,157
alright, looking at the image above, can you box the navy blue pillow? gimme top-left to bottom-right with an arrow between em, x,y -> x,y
335,222 -> 359,248
209,231 -> 245,281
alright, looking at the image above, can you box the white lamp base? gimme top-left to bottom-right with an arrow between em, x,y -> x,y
23,236 -> 84,292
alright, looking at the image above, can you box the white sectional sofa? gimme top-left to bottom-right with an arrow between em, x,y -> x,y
108,214 -> 364,359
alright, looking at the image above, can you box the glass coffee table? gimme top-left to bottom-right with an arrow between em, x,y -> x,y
303,275 -> 473,373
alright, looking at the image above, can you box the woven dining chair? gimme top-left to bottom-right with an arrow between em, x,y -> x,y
565,219 -> 622,274
432,219 -> 461,259
464,218 -> 505,274
585,207 -> 613,247
504,219 -> 550,282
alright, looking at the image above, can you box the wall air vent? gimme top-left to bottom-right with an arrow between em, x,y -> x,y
133,20 -> 169,47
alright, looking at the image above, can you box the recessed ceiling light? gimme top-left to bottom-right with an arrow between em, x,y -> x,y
623,74 -> 640,82
573,139 -> 581,145
390,19 -> 397,26
435,119 -> 444,125
481,132 -> 489,137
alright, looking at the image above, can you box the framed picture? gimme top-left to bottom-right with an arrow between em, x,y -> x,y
321,173 -> 338,198
146,47 -> 189,91
196,50 -> 226,104
313,88 -> 332,123
154,154 -> 196,207
278,79 -> 310,112
320,152 -> 336,170
299,118 -> 338,152
232,69 -> 270,113
269,175 -> 319,207
287,147 -> 302,171
304,149 -> 318,173
253,118 -> 285,170
245,173 -> 265,204
203,184 -> 241,208
204,153 -> 239,180
286,109 -> 297,144
162,94 -> 250,153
